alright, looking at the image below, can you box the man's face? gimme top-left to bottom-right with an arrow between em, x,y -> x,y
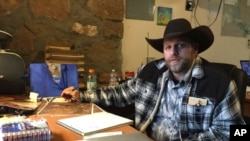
163,36 -> 198,74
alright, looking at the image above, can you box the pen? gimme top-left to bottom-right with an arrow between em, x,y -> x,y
62,87 -> 79,102
73,87 -> 79,91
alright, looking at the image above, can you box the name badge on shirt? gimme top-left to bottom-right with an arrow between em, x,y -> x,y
188,97 -> 207,106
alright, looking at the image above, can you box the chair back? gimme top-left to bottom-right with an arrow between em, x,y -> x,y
0,50 -> 26,94
210,62 -> 248,114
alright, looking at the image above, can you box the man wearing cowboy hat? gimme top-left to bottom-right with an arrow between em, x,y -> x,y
61,18 -> 245,140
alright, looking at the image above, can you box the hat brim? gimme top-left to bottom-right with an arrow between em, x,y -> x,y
146,26 -> 214,53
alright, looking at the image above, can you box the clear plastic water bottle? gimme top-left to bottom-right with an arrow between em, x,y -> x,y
87,69 -> 97,92
109,69 -> 119,87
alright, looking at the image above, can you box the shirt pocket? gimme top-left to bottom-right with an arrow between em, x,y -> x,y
186,99 -> 215,130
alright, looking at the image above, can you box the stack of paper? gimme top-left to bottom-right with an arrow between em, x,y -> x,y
56,112 -> 133,136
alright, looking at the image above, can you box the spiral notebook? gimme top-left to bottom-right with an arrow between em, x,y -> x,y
0,116 -> 51,140
56,112 -> 133,136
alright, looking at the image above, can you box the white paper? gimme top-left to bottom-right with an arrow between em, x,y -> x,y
57,112 -> 133,135
83,131 -> 123,140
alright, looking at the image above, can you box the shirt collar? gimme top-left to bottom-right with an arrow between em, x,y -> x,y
191,56 -> 204,79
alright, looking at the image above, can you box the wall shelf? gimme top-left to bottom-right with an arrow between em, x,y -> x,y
45,46 -> 85,88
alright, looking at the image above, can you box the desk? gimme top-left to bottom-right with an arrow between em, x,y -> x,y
244,94 -> 250,117
30,115 -> 139,141
31,100 -> 143,141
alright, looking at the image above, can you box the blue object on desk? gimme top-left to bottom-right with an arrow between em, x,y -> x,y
29,63 -> 78,97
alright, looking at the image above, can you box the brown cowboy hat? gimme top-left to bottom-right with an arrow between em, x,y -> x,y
145,18 -> 214,53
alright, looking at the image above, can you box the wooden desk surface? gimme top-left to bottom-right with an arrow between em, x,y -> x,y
30,115 -> 139,141
30,100 -> 141,141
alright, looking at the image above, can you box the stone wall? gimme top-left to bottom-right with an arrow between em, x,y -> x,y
0,0 -> 124,85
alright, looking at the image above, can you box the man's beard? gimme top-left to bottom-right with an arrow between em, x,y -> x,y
167,59 -> 192,73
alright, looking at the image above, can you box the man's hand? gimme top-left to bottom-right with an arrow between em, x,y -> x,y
61,86 -> 80,102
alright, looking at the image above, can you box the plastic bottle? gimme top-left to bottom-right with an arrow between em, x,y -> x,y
109,69 -> 119,87
87,69 -> 97,92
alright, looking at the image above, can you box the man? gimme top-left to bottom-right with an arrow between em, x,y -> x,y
61,18 -> 245,140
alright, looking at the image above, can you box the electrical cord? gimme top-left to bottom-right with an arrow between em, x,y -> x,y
193,0 -> 223,27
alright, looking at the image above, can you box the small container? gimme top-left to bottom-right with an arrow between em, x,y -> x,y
109,69 -> 119,87
125,71 -> 134,80
87,69 -> 97,92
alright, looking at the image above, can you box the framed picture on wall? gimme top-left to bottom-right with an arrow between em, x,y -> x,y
157,7 -> 172,26
126,0 -> 155,21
